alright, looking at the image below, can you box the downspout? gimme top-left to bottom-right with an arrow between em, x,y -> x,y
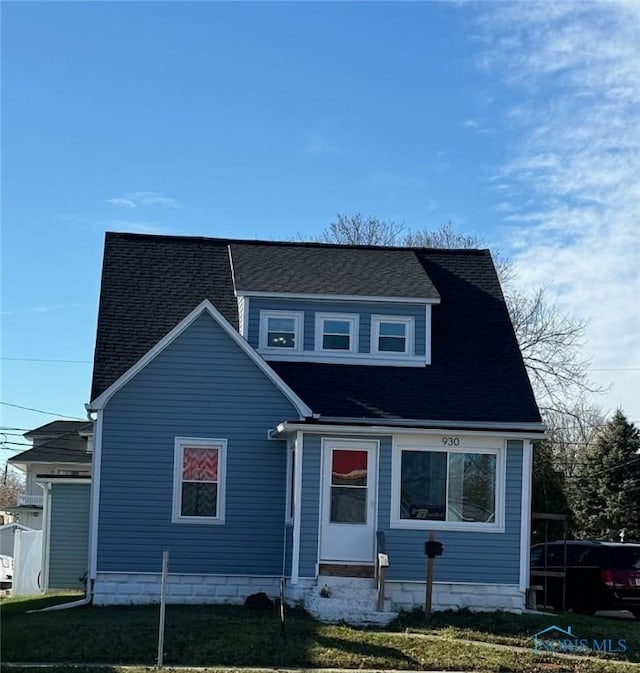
290,431 -> 303,585
29,584 -> 94,612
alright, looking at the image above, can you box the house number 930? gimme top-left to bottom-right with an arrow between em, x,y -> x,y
442,436 -> 460,446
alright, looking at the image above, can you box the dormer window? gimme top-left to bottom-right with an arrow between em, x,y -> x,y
315,314 -> 358,353
259,311 -> 303,352
371,316 -> 413,356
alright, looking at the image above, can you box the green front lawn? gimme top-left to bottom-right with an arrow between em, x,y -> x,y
1,594 -> 639,672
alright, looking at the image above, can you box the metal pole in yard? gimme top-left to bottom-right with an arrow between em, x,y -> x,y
157,550 -> 169,668
425,532 -> 435,619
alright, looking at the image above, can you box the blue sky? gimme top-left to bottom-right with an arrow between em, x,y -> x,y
2,1 -> 639,460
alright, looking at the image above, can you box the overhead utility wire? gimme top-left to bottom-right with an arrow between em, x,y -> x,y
0,401 -> 86,420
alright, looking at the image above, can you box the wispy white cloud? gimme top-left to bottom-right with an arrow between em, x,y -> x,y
57,214 -> 175,236
462,118 -> 491,134
1,303 -> 85,317
476,1 -> 640,418
106,219 -> 174,235
107,191 -> 179,209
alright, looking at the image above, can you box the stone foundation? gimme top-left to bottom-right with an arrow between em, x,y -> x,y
93,572 -> 281,606
387,580 -> 525,612
93,572 -> 524,614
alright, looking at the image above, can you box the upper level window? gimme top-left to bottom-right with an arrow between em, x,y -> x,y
371,316 -> 413,355
259,311 -> 303,352
315,314 -> 358,353
172,437 -> 226,524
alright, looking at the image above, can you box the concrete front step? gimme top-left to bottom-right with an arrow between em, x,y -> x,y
304,576 -> 398,626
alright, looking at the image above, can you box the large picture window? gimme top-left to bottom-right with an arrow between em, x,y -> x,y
392,445 -> 501,530
172,438 -> 226,524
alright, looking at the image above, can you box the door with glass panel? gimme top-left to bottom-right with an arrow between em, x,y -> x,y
320,440 -> 378,563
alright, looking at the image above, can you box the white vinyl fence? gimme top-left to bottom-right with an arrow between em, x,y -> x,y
13,529 -> 43,595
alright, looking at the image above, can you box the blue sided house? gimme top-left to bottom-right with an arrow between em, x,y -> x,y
86,233 -> 544,623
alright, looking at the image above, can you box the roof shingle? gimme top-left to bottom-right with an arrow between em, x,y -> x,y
230,243 -> 440,299
90,233 -> 540,425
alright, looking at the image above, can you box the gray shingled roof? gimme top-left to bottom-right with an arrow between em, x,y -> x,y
270,248 -> 540,424
90,233 -> 540,425
24,420 -> 91,438
91,233 -> 237,400
230,243 -> 440,299
11,421 -> 92,465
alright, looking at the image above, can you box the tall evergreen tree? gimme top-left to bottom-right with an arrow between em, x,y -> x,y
573,410 -> 640,541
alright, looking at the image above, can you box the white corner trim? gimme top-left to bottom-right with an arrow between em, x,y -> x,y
425,305 -> 432,365
41,482 -> 52,591
291,431 -> 303,585
88,300 -> 312,419
89,411 -> 103,580
519,439 -> 533,591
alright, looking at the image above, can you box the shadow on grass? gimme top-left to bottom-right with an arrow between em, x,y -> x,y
310,631 -> 421,669
0,592 -> 83,617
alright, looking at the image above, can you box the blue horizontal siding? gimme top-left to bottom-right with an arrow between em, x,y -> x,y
98,312 -> 299,576
248,298 -> 426,356
299,434 -> 321,578
49,483 -> 90,589
299,432 -> 523,585
380,439 -> 523,585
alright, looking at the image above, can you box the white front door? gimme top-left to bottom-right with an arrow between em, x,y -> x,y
320,440 -> 378,563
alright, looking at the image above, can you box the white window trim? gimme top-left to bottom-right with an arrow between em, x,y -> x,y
371,315 -> 414,356
314,313 -> 359,354
172,437 -> 227,525
259,310 -> 304,353
390,440 -> 505,533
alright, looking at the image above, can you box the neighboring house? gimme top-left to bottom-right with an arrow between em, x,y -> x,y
8,421 -> 92,590
86,233 -> 544,623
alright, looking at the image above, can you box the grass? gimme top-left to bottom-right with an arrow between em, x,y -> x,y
396,608 -> 640,662
1,593 -> 639,672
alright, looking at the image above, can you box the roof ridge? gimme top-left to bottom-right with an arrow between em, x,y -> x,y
105,231 -> 490,254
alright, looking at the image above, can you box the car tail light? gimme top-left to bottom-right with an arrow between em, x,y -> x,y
601,569 -> 614,587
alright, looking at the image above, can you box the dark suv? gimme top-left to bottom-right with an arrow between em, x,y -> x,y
530,540 -> 640,619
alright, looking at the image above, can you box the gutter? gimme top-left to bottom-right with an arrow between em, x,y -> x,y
272,420 -> 547,439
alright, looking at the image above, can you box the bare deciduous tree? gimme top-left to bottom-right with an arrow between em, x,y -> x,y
0,467 -> 24,510
317,213 -> 405,246
316,214 -> 598,413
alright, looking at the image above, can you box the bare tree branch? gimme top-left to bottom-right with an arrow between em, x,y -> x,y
315,215 -> 600,413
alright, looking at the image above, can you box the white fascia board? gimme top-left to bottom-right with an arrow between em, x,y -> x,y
274,421 -> 546,439
87,300 -> 312,419
236,290 -> 441,305
261,351 -> 426,368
